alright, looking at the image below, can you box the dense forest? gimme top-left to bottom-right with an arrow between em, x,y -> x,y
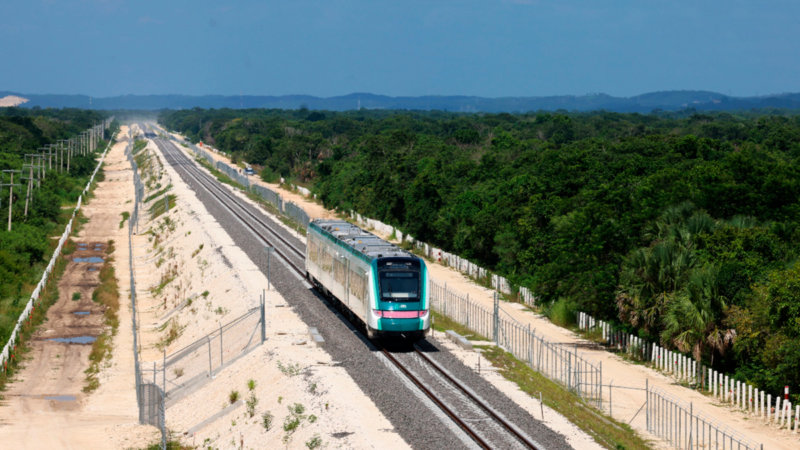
161,107 -> 800,400
0,107 -> 115,349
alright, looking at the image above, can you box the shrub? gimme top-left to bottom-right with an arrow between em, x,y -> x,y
229,390 -> 240,404
261,411 -> 273,430
305,435 -> 322,449
72,292 -> 81,301
246,394 -> 258,417
544,298 -> 577,328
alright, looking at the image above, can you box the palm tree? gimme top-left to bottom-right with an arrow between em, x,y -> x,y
660,265 -> 735,363
617,240 -> 695,334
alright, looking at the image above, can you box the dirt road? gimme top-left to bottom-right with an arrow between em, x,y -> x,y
0,131 -> 154,449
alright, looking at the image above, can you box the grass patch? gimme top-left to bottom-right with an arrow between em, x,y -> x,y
119,211 -> 130,229
149,194 -> 177,220
477,345 -> 652,450
156,318 -> 184,351
431,310 -> 490,341
144,184 -> 173,204
72,292 -> 81,301
137,439 -> 194,450
542,297 -> 577,328
84,239 -> 120,393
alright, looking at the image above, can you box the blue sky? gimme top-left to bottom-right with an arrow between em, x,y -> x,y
0,1 -> 796,98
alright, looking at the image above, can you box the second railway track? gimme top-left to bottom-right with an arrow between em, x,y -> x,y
150,131 -> 546,450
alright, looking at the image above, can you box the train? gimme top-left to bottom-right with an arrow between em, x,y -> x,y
305,219 -> 431,340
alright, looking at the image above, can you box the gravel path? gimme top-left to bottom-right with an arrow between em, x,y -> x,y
156,136 -> 575,450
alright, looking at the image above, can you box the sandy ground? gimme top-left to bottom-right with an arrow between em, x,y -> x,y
126,134 -> 410,450
171,127 -> 800,450
0,95 -> 28,107
0,128 -> 154,449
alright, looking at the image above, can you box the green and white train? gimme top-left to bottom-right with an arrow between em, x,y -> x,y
306,219 -> 431,340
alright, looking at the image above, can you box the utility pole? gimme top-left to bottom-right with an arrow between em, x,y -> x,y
2,170 -> 22,231
37,148 -> 48,178
21,159 -> 38,217
59,140 -> 68,172
22,153 -> 42,217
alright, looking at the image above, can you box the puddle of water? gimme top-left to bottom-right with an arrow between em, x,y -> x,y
88,267 -> 99,271
47,336 -> 97,344
73,311 -> 90,315
45,395 -> 77,402
21,394 -> 77,402
74,257 -> 104,263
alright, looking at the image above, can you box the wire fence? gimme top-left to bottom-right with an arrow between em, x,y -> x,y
579,310 -> 794,443
429,280 -> 602,407
125,135 -> 166,448
174,136 -> 311,230
145,304 -> 266,407
215,160 -> 251,189
648,387 -> 762,450
284,200 -> 310,228
127,132 -> 268,448
1,118 -> 114,373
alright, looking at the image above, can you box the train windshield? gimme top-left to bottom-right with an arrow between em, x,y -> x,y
378,259 -> 421,302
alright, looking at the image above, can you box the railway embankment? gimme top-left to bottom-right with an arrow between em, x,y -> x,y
127,129 -> 409,450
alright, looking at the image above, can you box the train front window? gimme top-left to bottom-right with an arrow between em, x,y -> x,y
379,271 -> 420,301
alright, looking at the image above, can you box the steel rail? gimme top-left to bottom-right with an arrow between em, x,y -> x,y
154,138 -> 306,274
378,345 -> 495,450
413,346 -> 543,449
155,138 -> 306,260
150,130 -> 544,450
156,138 -> 306,259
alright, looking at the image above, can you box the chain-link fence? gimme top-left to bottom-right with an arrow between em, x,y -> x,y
125,136 -> 167,448
429,280 -> 602,407
252,184 -> 282,209
647,387 -> 762,450
215,160 -> 251,189
146,305 -> 266,407
284,200 -> 310,228
127,135 -> 267,447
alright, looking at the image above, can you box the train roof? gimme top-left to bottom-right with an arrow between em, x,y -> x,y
311,219 -> 414,260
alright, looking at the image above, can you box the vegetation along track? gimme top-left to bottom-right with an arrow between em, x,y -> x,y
155,134 -> 548,450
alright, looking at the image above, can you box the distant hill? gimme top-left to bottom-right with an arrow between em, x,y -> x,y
2,90 -> 800,112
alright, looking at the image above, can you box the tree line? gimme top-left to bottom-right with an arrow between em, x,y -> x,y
160,106 -> 800,400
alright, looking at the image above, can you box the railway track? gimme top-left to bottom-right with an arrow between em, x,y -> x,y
153,133 -> 545,450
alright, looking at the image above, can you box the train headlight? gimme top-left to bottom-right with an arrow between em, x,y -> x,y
419,310 -> 428,318
373,309 -> 383,317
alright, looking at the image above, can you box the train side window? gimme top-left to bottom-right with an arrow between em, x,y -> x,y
349,269 -> 366,302
320,246 -> 333,274
333,258 -> 347,286
309,241 -> 319,263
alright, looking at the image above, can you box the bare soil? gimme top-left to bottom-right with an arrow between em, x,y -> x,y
0,95 -> 28,107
